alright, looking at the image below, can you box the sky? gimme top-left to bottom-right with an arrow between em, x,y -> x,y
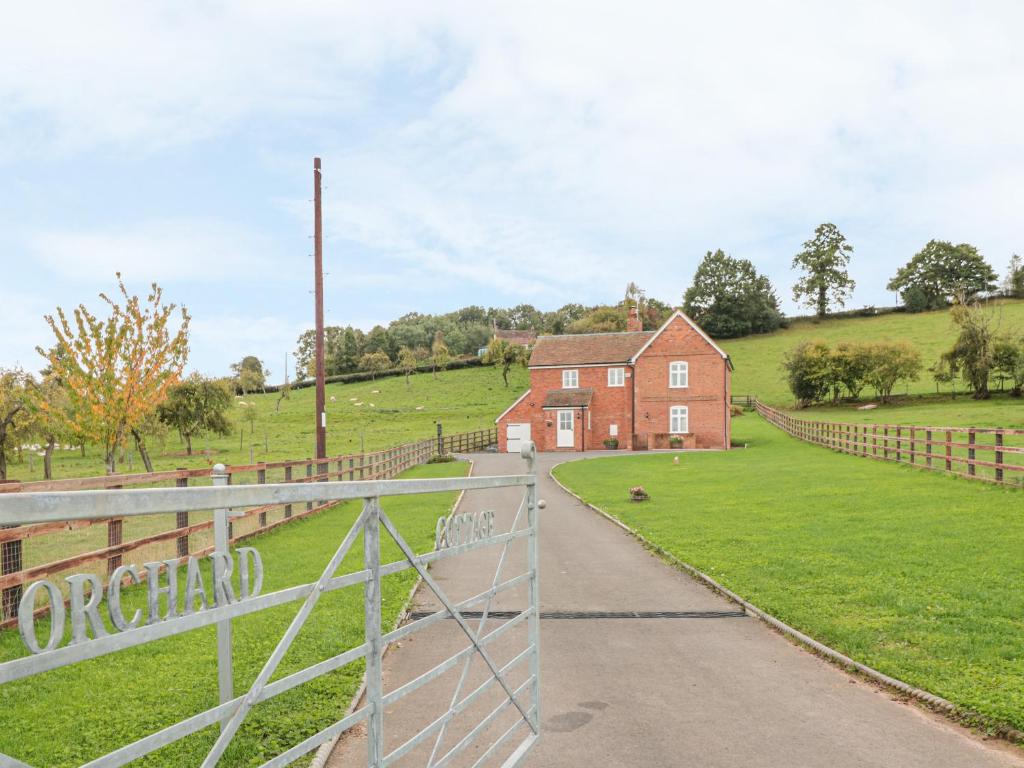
1,1 -> 1022,378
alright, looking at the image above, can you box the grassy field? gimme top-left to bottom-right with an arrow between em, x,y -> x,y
0,460 -> 469,767
553,414 -> 1024,734
721,299 -> 1024,406
9,364 -> 529,482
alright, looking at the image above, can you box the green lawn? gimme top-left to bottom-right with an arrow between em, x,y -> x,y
0,461 -> 469,767
553,415 -> 1024,734
721,299 -> 1024,405
9,364 -> 529,482
793,393 -> 1024,429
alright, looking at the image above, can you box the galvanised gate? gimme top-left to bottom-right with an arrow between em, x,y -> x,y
0,443 -> 542,767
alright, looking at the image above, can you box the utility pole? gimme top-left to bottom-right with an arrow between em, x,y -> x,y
313,157 -> 326,459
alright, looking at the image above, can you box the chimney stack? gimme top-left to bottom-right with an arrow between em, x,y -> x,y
627,305 -> 642,332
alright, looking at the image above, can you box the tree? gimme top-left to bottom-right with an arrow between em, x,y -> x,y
275,378 -> 291,412
683,250 -> 783,338
398,346 -> 418,387
31,375 -> 78,480
781,341 -> 834,406
947,297 -> 997,399
830,342 -> 873,401
38,275 -> 190,474
992,337 -> 1024,396
157,375 -> 233,455
358,351 -> 392,380
887,240 -> 997,310
1003,254 -> 1024,299
484,338 -> 529,387
791,223 -> 856,318
929,353 -> 959,397
430,331 -> 450,379
567,307 -> 626,334
862,342 -> 922,403
231,356 -> 268,394
0,368 -> 35,481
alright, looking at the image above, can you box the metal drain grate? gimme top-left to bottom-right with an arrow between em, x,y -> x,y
407,609 -> 747,621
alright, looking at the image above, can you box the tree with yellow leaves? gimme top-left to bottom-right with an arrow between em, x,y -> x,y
38,274 -> 190,474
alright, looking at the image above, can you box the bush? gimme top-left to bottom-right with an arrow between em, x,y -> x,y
782,339 -> 922,405
603,438 -> 620,449
729,404 -> 745,417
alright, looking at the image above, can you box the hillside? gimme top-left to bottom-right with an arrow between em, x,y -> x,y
720,299 -> 1024,406
12,364 -> 530,482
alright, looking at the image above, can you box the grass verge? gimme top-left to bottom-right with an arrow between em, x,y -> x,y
553,415 -> 1024,735
0,461 -> 469,767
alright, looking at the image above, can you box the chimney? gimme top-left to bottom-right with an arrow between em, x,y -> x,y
627,305 -> 642,332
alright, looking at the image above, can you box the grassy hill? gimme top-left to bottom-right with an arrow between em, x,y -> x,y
12,364 -> 530,482
720,299 -> 1024,411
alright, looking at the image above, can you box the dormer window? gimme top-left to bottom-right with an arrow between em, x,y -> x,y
669,361 -> 688,388
562,369 -> 579,389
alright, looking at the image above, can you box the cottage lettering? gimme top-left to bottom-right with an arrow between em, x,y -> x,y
435,510 -> 495,550
18,548 -> 264,655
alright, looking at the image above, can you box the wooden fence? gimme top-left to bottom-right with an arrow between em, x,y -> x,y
0,427 -> 497,626
755,400 -> 1024,487
438,427 -> 498,455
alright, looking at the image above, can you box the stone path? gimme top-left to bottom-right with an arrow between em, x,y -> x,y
328,451 -> 1024,767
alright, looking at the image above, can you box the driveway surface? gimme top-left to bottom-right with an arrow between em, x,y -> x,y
328,451 -> 1024,767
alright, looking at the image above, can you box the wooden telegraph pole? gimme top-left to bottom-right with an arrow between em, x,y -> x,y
313,157 -> 327,460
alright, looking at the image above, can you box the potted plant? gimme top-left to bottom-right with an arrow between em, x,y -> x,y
603,437 -> 619,450
629,485 -> 650,502
668,435 -> 683,448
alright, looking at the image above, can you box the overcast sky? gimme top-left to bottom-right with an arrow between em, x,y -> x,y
2,2 -> 1022,377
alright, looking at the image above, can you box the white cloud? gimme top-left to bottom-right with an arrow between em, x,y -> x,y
29,219 -> 277,285
4,0 -> 1023,325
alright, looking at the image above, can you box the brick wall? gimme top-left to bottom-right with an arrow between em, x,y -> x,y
633,315 -> 730,449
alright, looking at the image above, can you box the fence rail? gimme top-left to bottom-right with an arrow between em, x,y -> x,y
0,428 -> 498,626
438,427 -> 498,455
755,400 -> 1024,487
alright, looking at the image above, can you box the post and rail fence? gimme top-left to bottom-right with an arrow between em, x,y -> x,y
0,427 -> 497,627
755,400 -> 1024,487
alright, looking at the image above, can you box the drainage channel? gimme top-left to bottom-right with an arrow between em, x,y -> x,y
408,610 -> 747,620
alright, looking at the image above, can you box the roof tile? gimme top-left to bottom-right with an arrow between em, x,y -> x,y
528,331 -> 654,367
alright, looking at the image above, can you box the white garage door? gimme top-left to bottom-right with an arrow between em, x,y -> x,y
506,423 -> 531,453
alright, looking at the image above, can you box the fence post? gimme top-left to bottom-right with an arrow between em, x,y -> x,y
257,467 -> 267,529
437,422 -> 443,457
945,430 -> 952,471
883,428 -> 889,460
306,459 -> 313,512
909,427 -> 916,465
176,469 -> 189,557
364,497 -> 383,766
995,431 -> 1004,482
349,457 -> 354,481
212,464 -> 234,727
1,523 -> 23,621
107,484 -> 123,576
926,430 -> 933,468
895,427 -> 901,462
524,440 -> 542,733
968,429 -> 976,477
284,465 -> 293,518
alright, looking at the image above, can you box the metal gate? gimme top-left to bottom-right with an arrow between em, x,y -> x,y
0,443 -> 542,767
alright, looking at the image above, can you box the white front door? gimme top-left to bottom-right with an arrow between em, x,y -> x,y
506,423 -> 531,453
556,410 -> 575,448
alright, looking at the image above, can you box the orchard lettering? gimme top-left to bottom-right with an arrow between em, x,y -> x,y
18,548 -> 264,655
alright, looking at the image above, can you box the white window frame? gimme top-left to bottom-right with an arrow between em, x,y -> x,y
607,367 -> 624,387
669,361 -> 688,389
562,369 -> 579,389
670,405 -> 689,434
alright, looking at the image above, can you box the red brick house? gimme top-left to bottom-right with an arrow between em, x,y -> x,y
496,309 -> 732,452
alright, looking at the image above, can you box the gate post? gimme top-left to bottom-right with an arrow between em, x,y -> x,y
364,498 -> 383,766
523,440 -> 542,731
212,464 -> 234,727
437,422 -> 444,457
